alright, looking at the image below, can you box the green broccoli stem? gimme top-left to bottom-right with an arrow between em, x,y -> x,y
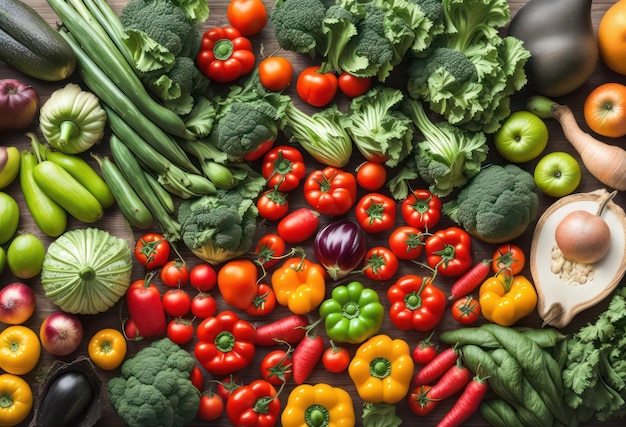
58,121 -> 80,145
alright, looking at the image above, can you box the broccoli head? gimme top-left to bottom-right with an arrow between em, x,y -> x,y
178,189 -> 258,264
271,0 -> 329,57
443,164 -> 539,243
107,338 -> 199,427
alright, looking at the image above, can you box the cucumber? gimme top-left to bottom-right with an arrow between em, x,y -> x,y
33,160 -> 103,223
45,150 -> 116,209
0,0 -> 76,81
19,150 -> 67,237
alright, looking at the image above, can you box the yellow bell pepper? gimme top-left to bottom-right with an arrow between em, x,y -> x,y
281,383 -> 355,427
348,334 -> 414,404
0,374 -> 33,427
479,274 -> 538,326
271,257 -> 326,315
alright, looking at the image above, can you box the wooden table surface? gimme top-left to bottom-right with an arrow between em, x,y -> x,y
2,0 -> 625,425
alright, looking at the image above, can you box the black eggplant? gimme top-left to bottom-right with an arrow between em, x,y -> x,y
36,370 -> 93,427
507,0 -> 598,97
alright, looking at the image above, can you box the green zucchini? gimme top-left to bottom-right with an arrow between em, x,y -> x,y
33,160 -> 103,223
92,154 -> 154,230
19,149 -> 67,237
0,0 -> 76,81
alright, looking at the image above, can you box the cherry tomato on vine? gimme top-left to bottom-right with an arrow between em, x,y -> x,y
161,259 -> 189,288
451,296 -> 481,325
244,283 -> 277,316
338,72 -> 372,98
362,246 -> 399,281
134,233 -> 170,270
491,243 -> 526,277
217,375 -> 243,401
191,293 -> 217,319
388,226 -> 425,260
227,0 -> 267,36
356,161 -> 387,190
162,289 -> 192,317
260,349 -> 292,385
254,234 -> 286,270
296,66 -> 338,107
258,56 -> 293,91
197,391 -> 224,421
322,342 -> 351,373
257,189 -> 289,221
167,318 -> 194,345
189,263 -> 217,292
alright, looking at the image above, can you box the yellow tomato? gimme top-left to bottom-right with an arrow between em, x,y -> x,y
0,374 -> 33,427
0,326 -> 41,375
88,328 -> 127,370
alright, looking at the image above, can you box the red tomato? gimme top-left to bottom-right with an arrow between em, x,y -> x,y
227,0 -> 267,36
260,349 -> 292,385
338,72 -> 372,98
408,385 -> 437,416
296,66 -> 338,107
217,259 -> 259,309
257,189 -> 289,221
189,263 -> 217,292
412,338 -> 437,365
217,375 -> 243,401
190,365 -> 204,391
322,343 -> 351,373
355,193 -> 396,234
491,243 -> 526,277
160,259 -> 189,288
197,391 -> 224,421
451,296 -> 481,325
167,318 -> 194,345
243,139 -> 274,162
244,283 -> 277,316
162,289 -> 192,317
191,293 -> 217,319
401,189 -> 442,231
254,234 -> 286,270
258,56 -> 293,91
262,146 -> 307,192
303,167 -> 357,216
356,161 -> 387,190
362,246 -> 399,281
134,233 -> 170,270
584,82 -> 626,138
388,226 -> 425,260
277,208 -> 320,243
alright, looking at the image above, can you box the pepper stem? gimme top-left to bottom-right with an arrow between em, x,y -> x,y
58,120 -> 79,145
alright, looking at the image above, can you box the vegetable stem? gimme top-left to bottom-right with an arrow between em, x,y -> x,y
58,121 -> 79,145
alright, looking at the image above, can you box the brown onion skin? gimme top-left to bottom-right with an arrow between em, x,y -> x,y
555,210 -> 611,264
0,79 -> 40,131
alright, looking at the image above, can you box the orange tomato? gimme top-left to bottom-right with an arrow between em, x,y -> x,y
217,259 -> 259,310
599,0 -> 626,75
583,83 -> 626,138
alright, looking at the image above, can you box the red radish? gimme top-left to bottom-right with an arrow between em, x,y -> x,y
437,376 -> 489,427
413,347 -> 459,387
255,314 -> 309,346
449,259 -> 491,300
428,360 -> 472,401
291,321 -> 325,384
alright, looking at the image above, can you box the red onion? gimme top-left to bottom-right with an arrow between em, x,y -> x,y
0,79 -> 40,131
0,282 -> 36,325
39,312 -> 83,356
314,220 -> 367,280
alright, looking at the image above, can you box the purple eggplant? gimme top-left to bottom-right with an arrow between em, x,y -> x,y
314,220 -> 367,280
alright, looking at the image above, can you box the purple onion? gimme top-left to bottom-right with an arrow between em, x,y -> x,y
314,220 -> 367,280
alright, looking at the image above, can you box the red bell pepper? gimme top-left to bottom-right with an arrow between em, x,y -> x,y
195,311 -> 256,376
262,146 -> 307,192
303,167 -> 357,216
225,379 -> 281,427
126,274 -> 167,339
401,189 -> 442,231
424,226 -> 473,277
196,26 -> 255,83
387,275 -> 446,331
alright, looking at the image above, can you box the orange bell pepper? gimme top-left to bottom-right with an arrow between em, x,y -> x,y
271,257 -> 326,315
479,274 -> 538,326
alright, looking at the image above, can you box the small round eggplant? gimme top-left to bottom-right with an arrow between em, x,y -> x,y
314,220 -> 367,280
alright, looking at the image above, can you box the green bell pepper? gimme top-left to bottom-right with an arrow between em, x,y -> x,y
319,281 -> 384,344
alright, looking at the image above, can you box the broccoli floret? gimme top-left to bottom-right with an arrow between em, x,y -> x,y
443,164 -> 539,243
346,86 -> 414,168
271,0 -> 329,57
178,189 -> 258,264
107,338 -> 199,427
407,47 -> 478,97
412,0 -> 444,25
401,97 -> 488,197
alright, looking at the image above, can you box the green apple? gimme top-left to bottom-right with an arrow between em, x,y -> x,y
0,146 -> 21,189
494,111 -> 549,163
534,152 -> 582,197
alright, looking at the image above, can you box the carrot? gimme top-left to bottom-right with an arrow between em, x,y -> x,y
291,320 -> 325,385
413,346 -> 459,387
449,259 -> 491,300
527,95 -> 626,191
437,375 -> 489,427
428,360 -> 472,401
254,314 -> 309,346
